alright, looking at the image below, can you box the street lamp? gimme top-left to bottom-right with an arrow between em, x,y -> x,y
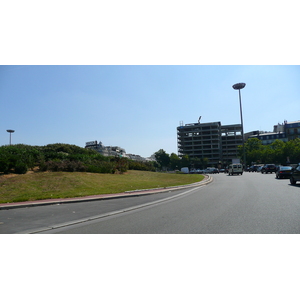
232,83 -> 246,168
6,129 -> 15,145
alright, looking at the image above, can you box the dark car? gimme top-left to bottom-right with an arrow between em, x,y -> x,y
211,168 -> 219,174
290,164 -> 300,185
276,166 -> 293,179
261,164 -> 277,174
249,165 -> 260,172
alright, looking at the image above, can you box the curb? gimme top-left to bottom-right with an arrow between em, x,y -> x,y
0,175 -> 213,210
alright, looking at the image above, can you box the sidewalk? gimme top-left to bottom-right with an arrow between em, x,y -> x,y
0,175 -> 212,210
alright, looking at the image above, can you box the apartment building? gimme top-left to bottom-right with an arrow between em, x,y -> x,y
85,141 -> 126,157
285,120 -> 300,140
248,120 -> 300,145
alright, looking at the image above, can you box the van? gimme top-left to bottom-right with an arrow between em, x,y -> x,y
180,167 -> 189,174
228,164 -> 243,175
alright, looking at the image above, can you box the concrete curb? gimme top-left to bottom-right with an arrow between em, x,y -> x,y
0,175 -> 213,210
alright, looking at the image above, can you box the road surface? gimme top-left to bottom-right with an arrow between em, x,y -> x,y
1,172 -> 300,233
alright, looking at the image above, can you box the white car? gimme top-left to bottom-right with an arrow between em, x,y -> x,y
228,164 -> 243,175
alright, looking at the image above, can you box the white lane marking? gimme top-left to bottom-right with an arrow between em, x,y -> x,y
21,185 -> 206,234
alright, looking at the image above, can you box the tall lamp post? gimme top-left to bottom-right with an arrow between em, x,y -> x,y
6,129 -> 15,145
232,83 -> 246,168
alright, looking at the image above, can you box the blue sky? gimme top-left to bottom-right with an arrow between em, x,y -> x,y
1,65 -> 299,157
1,1 -> 300,157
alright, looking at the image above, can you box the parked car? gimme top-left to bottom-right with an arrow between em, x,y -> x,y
290,164 -> 300,185
249,165 -> 261,172
211,168 -> 219,174
256,166 -> 262,172
261,164 -> 277,174
275,166 -> 293,179
248,166 -> 255,172
204,168 -> 219,174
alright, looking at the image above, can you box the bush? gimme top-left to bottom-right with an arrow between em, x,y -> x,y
39,160 -> 87,173
86,161 -> 116,174
128,160 -> 156,171
65,161 -> 86,172
0,143 -> 154,175
15,162 -> 28,174
113,157 -> 128,174
0,159 -> 10,174
39,159 -> 116,174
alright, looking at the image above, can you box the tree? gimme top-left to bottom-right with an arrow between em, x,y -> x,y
270,140 -> 285,164
154,149 -> 170,170
180,155 -> 190,169
285,138 -> 300,163
200,157 -> 209,169
245,138 -> 263,152
190,157 -> 205,169
170,153 -> 180,170
242,137 -> 300,165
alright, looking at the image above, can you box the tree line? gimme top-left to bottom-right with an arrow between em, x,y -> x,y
239,137 -> 300,166
153,149 -> 209,171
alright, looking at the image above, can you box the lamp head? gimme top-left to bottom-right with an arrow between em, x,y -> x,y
232,83 -> 246,90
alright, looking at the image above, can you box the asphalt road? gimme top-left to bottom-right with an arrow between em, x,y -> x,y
1,172 -> 300,234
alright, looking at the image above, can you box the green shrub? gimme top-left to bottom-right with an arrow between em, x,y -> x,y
15,162 -> 28,174
86,161 -> 116,174
0,159 -> 10,174
128,160 -> 156,171
65,161 -> 86,172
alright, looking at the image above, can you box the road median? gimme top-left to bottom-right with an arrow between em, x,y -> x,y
0,175 -> 212,210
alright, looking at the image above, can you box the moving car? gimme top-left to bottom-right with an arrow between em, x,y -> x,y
228,163 -> 243,175
275,166 -> 293,179
261,164 -> 277,174
290,164 -> 300,185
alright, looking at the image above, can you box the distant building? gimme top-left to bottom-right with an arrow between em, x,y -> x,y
248,132 -> 288,145
284,120 -> 300,140
126,154 -> 145,161
85,140 -> 126,157
247,120 -> 300,145
85,140 -> 150,161
177,121 -> 242,167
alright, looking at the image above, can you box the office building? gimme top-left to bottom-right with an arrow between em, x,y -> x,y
177,121 -> 242,167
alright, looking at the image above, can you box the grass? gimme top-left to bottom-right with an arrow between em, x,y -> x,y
0,170 -> 205,203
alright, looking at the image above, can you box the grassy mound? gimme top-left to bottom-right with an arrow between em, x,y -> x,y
0,170 -> 205,203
